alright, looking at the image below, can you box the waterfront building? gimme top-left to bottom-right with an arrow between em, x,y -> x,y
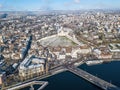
19,55 -> 46,80
98,53 -> 112,59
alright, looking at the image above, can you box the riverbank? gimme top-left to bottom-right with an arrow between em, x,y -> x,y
4,59 -> 120,90
35,60 -> 120,90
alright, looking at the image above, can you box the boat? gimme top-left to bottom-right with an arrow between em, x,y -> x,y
86,60 -> 103,66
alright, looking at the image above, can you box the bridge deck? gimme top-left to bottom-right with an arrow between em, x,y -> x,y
67,65 -> 120,90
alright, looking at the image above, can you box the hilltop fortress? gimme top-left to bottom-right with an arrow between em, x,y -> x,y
37,27 -> 91,59
38,27 -> 82,47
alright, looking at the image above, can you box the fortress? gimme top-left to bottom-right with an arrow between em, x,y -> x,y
37,27 -> 91,59
38,27 -> 82,47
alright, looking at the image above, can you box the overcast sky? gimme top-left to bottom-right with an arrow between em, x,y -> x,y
0,0 -> 120,11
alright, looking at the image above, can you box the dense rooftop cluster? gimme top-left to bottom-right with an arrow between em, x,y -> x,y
0,10 -> 120,88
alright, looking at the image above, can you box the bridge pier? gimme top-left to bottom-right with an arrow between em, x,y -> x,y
30,85 -> 34,90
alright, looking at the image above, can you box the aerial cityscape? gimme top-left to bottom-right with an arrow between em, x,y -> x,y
0,0 -> 120,90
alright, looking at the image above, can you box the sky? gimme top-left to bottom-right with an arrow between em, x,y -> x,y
0,0 -> 120,11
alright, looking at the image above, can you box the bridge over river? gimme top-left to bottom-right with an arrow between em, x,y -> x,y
67,65 -> 120,90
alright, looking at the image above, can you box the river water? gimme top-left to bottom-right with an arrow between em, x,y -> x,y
21,61 -> 120,90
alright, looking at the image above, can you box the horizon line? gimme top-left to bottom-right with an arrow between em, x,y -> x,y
1,8 -> 120,12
